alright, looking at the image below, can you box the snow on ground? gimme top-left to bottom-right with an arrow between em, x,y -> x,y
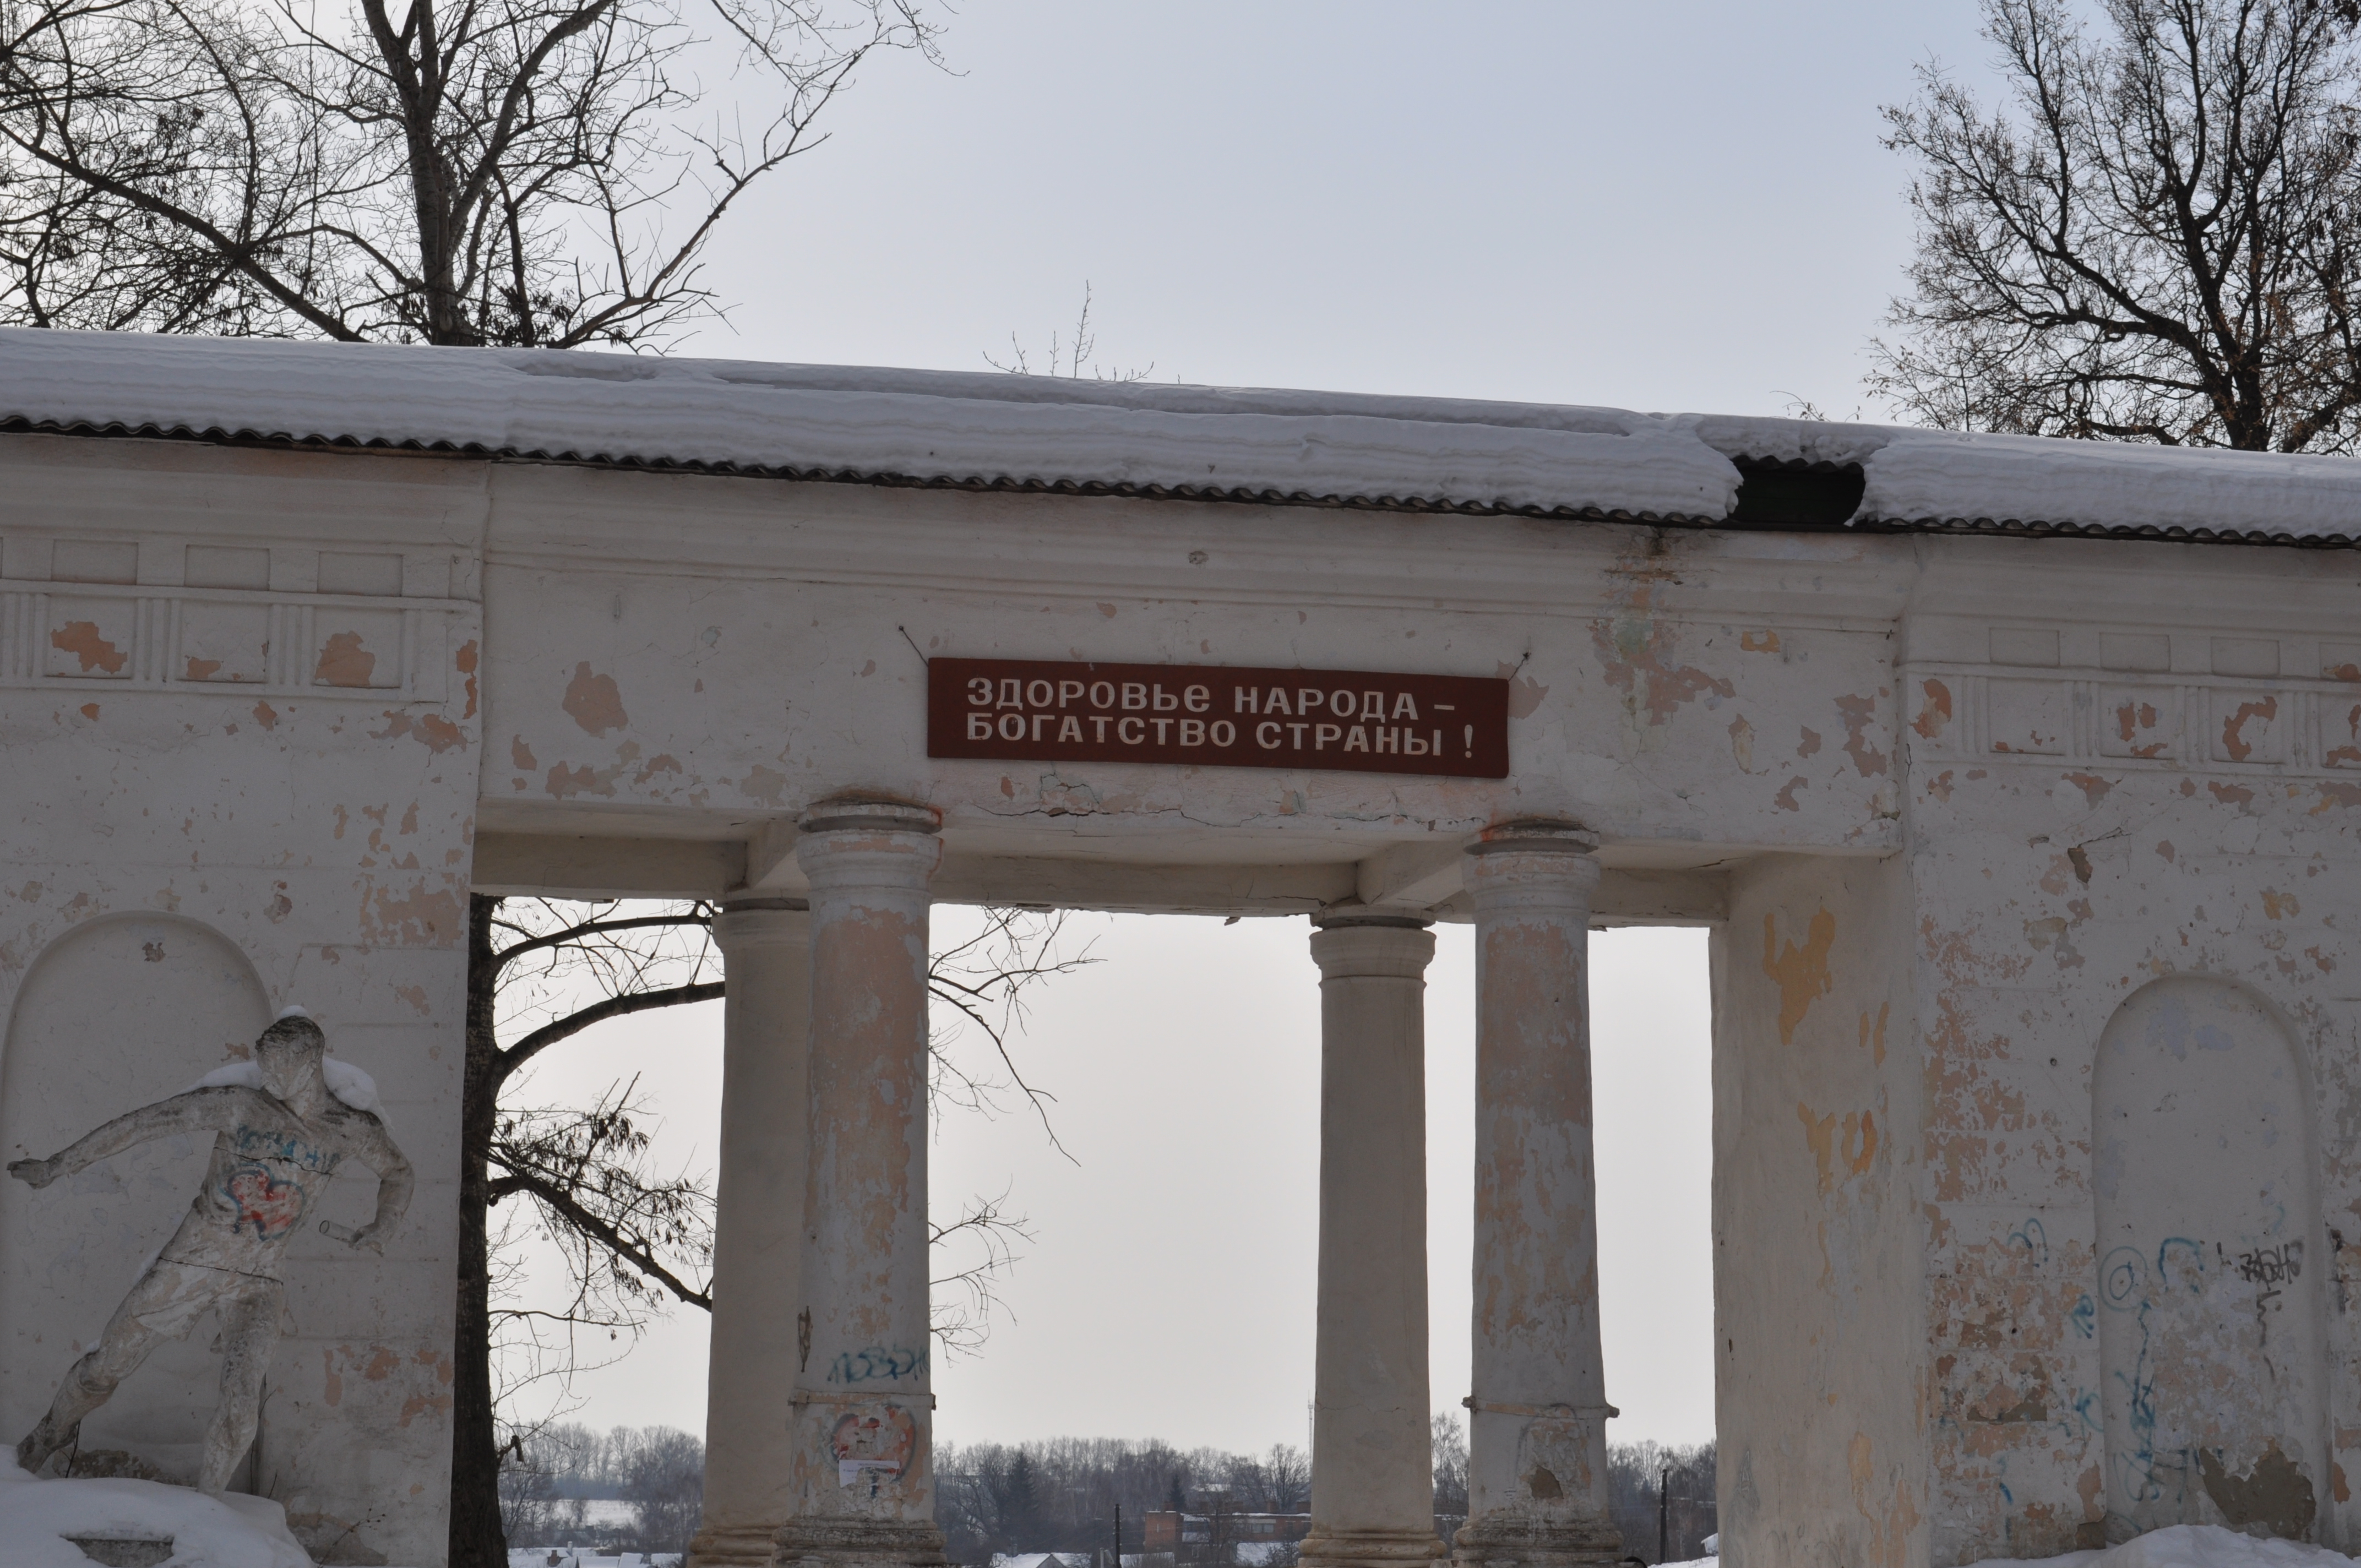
1963,1525 -> 2361,1566
0,1462 -> 310,1568
1641,1525 -> 2361,1568
505,1552 -> 678,1567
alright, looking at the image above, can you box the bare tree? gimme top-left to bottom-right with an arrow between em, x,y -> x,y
459,896 -> 1090,1565
1874,0 -> 2361,451
0,0 -> 939,344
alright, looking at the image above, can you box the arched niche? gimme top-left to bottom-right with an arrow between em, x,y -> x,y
2093,974 -> 2326,1544
0,912 -> 273,1483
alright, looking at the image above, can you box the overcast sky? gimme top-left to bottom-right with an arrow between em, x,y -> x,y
516,0 -> 1998,1456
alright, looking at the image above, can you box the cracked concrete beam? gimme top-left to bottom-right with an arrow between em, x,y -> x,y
472,831 -> 743,899
930,854 -> 1355,915
1354,841 -> 1468,912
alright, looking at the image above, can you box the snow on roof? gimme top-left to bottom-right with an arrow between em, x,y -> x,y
1,328 -> 2355,546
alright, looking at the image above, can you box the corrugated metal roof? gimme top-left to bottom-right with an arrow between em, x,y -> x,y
2,329 -> 2355,547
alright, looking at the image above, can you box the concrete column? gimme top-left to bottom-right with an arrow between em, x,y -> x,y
689,897 -> 812,1568
1301,913 -> 1445,1568
776,799 -> 947,1568
1455,823 -> 1623,1568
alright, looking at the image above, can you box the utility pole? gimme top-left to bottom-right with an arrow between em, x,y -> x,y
1658,1466 -> 1670,1564
1115,1501 -> 1123,1568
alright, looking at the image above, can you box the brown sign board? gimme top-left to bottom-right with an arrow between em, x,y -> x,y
927,657 -> 1510,779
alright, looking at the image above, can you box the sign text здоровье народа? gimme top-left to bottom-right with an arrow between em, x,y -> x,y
926,658 -> 1510,779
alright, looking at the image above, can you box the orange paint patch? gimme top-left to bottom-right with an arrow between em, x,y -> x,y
371,710 -> 468,753
1860,1002 -> 1890,1065
1591,594 -> 1736,723
511,736 -> 537,770
1913,678 -> 1952,741
251,700 -> 278,731
2065,772 -> 2113,805
2114,699 -> 2168,757
184,656 -> 222,680
2263,891 -> 2301,919
1764,908 -> 1837,1044
77,703 -> 99,721
456,639 -> 479,718
314,631 -> 377,687
1742,630 -> 1781,652
358,880 -> 463,945
562,661 -> 629,735
1775,775 -> 1809,811
2313,782 -> 2361,813
2220,696 -> 2277,761
51,620 -> 127,674
546,761 -> 602,798
1837,693 -> 1887,776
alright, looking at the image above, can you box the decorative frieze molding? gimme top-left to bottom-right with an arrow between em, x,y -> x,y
0,581 -> 465,701
1906,663 -> 2361,775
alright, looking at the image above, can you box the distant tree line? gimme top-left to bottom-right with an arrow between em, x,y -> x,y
935,1437 -> 1312,1564
493,1424 -> 1714,1565
1606,1441 -> 1716,1565
499,1422 -> 705,1554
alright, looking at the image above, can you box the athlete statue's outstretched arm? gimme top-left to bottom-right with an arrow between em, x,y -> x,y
7,1087 -> 241,1189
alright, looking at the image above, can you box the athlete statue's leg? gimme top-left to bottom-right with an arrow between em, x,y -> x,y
14,1291 -> 165,1475
198,1278 -> 284,1494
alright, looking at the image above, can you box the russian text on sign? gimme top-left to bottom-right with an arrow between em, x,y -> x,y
927,658 -> 1510,778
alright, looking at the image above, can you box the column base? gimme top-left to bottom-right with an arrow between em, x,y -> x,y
1450,1514 -> 1626,1568
689,1523 -> 788,1568
774,1517 -> 950,1568
1299,1525 -> 1447,1568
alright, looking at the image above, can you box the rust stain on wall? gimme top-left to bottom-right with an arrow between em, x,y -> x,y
315,631 -> 376,687
563,661 -> 629,735
51,621 -> 127,674
1764,908 -> 1837,1044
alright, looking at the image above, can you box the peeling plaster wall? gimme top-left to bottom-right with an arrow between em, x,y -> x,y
1903,549 -> 2361,1564
0,435 -> 486,1566
475,463 -> 1908,858
1,427 -> 2358,1568
1713,852 -> 1927,1568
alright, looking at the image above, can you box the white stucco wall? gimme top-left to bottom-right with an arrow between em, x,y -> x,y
0,422 -> 2353,1568
0,436 -> 485,1565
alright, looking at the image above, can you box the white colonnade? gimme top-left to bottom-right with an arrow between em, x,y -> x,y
690,814 -> 1618,1568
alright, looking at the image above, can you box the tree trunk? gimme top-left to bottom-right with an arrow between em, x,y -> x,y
448,894 -> 509,1565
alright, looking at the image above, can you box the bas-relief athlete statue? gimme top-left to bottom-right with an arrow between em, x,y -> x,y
6,1008 -> 413,1494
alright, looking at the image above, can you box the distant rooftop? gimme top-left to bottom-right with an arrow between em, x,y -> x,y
1,328 -> 2354,547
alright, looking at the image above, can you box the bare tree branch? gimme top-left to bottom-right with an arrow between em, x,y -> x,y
1873,0 -> 2361,452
